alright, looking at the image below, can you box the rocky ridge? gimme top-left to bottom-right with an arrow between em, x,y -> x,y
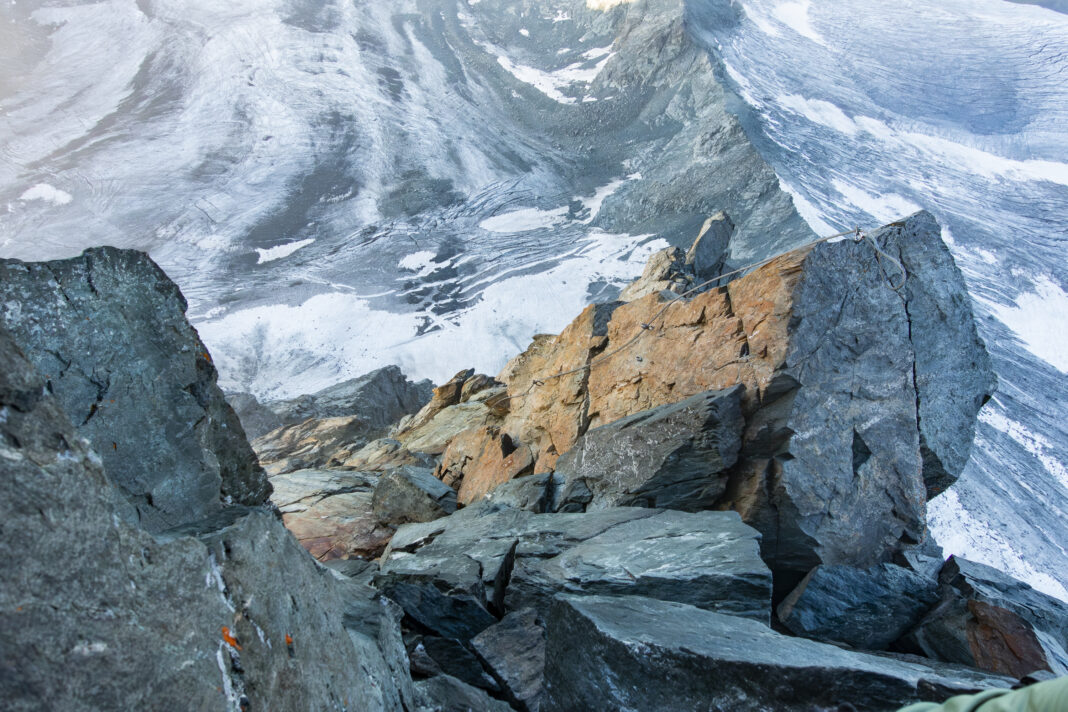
240,211 -> 1067,709
3,212 -> 1061,710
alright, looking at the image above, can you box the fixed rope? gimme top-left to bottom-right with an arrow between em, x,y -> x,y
496,226 -> 906,405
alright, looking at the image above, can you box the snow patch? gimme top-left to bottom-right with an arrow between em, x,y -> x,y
929,489 -> 1068,603
983,276 -> 1068,373
255,238 -> 315,264
19,183 -> 72,206
980,407 -> 1068,490
480,206 -> 569,233
778,94 -> 858,136
200,230 -> 665,399
830,179 -> 922,224
772,1 -> 825,45
587,0 -> 635,9
398,250 -> 438,272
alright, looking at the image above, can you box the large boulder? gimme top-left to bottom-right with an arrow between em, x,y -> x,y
776,563 -> 940,650
452,212 -> 993,582
553,386 -> 744,511
541,595 -> 1011,712
904,556 -> 1068,677
381,506 -> 771,622
0,328 -> 409,710
252,414 -> 381,475
268,468 -> 393,560
472,609 -> 546,712
0,247 -> 270,532
372,465 -> 458,526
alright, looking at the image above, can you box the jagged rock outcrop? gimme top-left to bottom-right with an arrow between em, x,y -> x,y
431,212 -> 994,582
776,563 -> 940,650
471,609 -> 547,712
0,327 -> 411,710
373,465 -> 458,525
0,247 -> 270,532
553,386 -> 744,511
245,367 -> 434,473
381,507 -> 771,622
903,556 -> 1068,677
541,595 -> 1011,712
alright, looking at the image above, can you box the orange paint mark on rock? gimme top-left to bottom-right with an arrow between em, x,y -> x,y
221,625 -> 241,650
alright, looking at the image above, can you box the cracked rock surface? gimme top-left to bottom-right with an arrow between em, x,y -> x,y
0,247 -> 269,531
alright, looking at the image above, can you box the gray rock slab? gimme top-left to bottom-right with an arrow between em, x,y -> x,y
373,465 -> 458,525
415,674 -> 514,712
381,506 -> 770,621
0,330 -> 408,710
542,594 -> 1011,712
777,563 -> 940,650
905,556 -> 1068,676
554,386 -> 744,511
266,365 -> 434,435
0,247 -> 269,531
472,609 -> 546,712
879,213 -> 997,498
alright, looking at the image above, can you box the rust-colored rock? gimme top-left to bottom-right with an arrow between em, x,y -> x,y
967,600 -> 1053,679
497,302 -> 621,473
400,368 -> 475,434
436,426 -> 535,506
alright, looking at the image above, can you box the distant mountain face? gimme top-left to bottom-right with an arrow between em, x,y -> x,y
0,0 -> 809,396
3,0 -> 1067,603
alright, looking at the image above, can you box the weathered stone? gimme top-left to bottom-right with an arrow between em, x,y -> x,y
339,437 -> 437,471
471,608 -> 546,712
400,368 -> 475,435
226,391 -> 285,440
904,556 -> 1068,676
373,466 -> 458,525
542,595 -> 1011,712
381,507 -> 770,621
0,331 -> 409,710
266,365 -> 433,432
0,247 -> 269,532
396,401 -> 501,455
482,473 -> 564,514
894,535 -> 947,581
436,426 -> 535,506
460,373 -> 501,403
618,246 -> 691,302
496,302 -> 621,472
476,212 -> 992,580
685,211 -> 733,279
879,214 -> 997,498
777,563 -> 940,650
253,414 -> 374,475
415,674 -> 514,712
269,468 -> 392,560
553,386 -> 744,511
374,553 -> 498,641
413,636 -> 500,692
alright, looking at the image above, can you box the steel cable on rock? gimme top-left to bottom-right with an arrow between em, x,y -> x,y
497,226 -> 907,405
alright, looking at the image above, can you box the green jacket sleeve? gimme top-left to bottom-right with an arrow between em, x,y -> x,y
897,676 -> 1068,712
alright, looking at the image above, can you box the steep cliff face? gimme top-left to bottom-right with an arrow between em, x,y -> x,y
0,254 -> 416,711
434,212 -> 994,580
0,247 -> 270,532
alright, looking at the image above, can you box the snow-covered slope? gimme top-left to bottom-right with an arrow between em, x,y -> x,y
1,0 -> 808,394
688,0 -> 1068,600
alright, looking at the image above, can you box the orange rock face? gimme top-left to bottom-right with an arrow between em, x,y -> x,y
436,426 -> 535,506
433,249 -> 814,504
